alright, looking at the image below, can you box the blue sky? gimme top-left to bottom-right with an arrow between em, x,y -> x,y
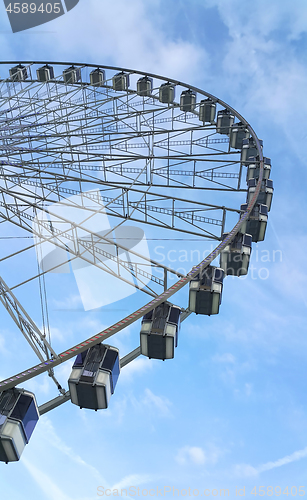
0,0 -> 307,498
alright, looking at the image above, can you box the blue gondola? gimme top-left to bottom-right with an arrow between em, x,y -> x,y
137,76 -> 153,96
90,68 -> 105,87
112,71 -> 130,91
189,266 -> 224,315
140,303 -> 181,360
220,232 -> 252,276
247,178 -> 273,211
216,109 -> 234,135
180,89 -> 196,112
0,389 -> 39,463
159,82 -> 175,103
199,99 -> 216,124
63,66 -> 81,84
9,64 -> 27,82
36,64 -> 54,82
240,203 -> 268,242
246,156 -> 271,181
68,344 -> 120,410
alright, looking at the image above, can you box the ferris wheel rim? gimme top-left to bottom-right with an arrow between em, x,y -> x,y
0,60 -> 262,142
0,61 -> 264,393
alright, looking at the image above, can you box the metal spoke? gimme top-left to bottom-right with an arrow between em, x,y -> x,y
0,62 -> 265,416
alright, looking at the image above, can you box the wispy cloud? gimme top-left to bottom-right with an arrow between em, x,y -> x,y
258,447 -> 307,473
111,474 -> 155,491
23,374 -> 52,398
23,415 -> 155,499
176,444 -> 223,466
212,353 -> 236,364
176,446 -> 206,465
141,388 -> 173,417
234,446 -> 307,477
205,0 -> 307,166
34,416 -> 104,482
0,331 -> 8,354
51,294 -> 83,311
2,0 -> 208,85
23,459 -> 75,500
120,356 -> 153,382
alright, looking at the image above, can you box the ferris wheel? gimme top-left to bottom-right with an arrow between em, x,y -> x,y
0,61 -> 272,463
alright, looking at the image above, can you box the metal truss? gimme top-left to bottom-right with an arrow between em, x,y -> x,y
0,275 -> 64,392
0,62 -> 264,409
0,275 -> 57,361
0,188 -> 187,296
0,168 -> 240,238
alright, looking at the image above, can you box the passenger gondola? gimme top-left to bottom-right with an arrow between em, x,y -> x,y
220,232 -> 252,276
0,388 -> 39,463
140,303 -> 181,360
68,344 -> 120,410
189,266 -> 224,315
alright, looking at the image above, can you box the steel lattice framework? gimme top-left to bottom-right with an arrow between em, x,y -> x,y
0,62 -> 265,414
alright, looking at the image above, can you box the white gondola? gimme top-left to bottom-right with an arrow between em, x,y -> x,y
68,344 -> 120,410
9,64 -> 27,81
63,66 -> 81,84
229,122 -> 250,149
0,389 -> 39,463
159,82 -> 175,103
241,137 -> 263,164
137,76 -> 153,96
112,71 -> 130,91
216,109 -> 234,135
220,232 -> 252,276
189,266 -> 224,315
140,303 -> 181,360
247,178 -> 273,211
36,64 -> 54,82
240,203 -> 268,242
180,89 -> 196,112
199,99 -> 216,124
246,156 -> 271,181
90,68 -> 105,87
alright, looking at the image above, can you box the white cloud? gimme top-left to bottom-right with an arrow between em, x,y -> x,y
0,331 -> 8,354
52,294 -> 83,311
233,463 -> 258,478
48,325 -> 66,343
234,446 -> 307,477
34,416 -> 104,481
23,415 -> 154,499
258,446 -> 307,473
142,388 -> 173,417
244,383 -> 252,397
212,352 -> 236,364
131,387 -> 173,417
111,474 -> 154,491
176,444 -> 222,466
260,231 -> 307,308
234,382 -> 253,399
120,356 -> 153,382
2,0 -> 208,85
206,0 -> 307,41
23,372 -> 53,397
23,459 -> 75,500
201,0 -> 307,165
56,358 -> 75,383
